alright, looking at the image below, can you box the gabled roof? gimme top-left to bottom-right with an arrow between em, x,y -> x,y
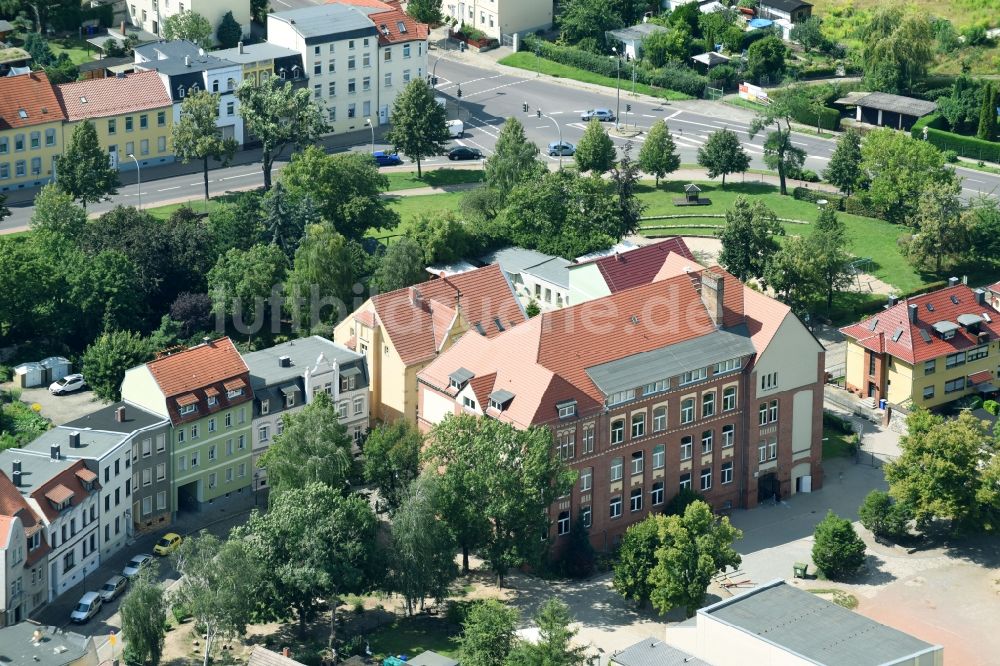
839,91 -> 936,117
367,264 -> 525,366
30,460 -> 97,522
576,237 -> 696,294
612,638 -> 710,666
840,285 -> 1000,364
0,470 -> 48,561
369,7 -> 429,44
248,646 -> 308,666
147,338 -> 249,397
0,71 -> 65,130
0,515 -> 13,549
56,70 -> 171,121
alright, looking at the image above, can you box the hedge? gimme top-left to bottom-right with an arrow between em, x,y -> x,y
910,112 -> 1000,163
788,104 -> 841,130
792,187 -> 882,220
522,35 -> 707,98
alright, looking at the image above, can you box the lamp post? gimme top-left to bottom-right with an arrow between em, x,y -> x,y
127,153 -> 141,210
430,52 -> 449,88
537,108 -> 564,170
610,48 -> 621,130
365,117 -> 374,154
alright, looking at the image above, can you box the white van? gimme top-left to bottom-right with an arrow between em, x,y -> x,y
447,119 -> 464,138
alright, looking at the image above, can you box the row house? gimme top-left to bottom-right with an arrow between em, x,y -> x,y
418,245 -> 824,550
122,337 -> 254,514
443,0 -> 553,41
128,0 -> 251,44
0,72 -> 66,193
244,336 -> 369,491
333,264 -> 525,423
841,280 -> 1000,409
0,470 -> 50,624
267,1 -> 428,133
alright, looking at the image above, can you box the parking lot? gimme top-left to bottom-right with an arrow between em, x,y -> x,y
4,382 -> 106,425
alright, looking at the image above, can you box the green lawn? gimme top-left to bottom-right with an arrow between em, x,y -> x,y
49,37 -> 94,66
145,198 -> 221,220
498,52 -> 692,101
374,191 -> 465,241
385,169 -> 483,191
822,426 -> 855,459
366,616 -> 460,659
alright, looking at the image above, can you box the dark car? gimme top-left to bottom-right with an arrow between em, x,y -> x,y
372,151 -> 403,166
448,146 -> 483,161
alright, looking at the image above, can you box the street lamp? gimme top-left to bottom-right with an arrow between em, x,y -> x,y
127,153 -> 141,210
537,108 -> 564,170
365,117 -> 374,155
430,52 -> 449,88
610,48 -> 621,130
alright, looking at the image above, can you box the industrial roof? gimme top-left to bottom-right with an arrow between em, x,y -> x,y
134,40 -> 237,75
269,4 -> 378,39
835,92 -> 937,117
64,402 -> 167,435
608,23 -> 669,43
0,623 -> 92,666
612,638 -> 711,666
481,247 -> 572,288
23,427 -> 127,461
243,336 -> 364,386
703,580 -> 939,666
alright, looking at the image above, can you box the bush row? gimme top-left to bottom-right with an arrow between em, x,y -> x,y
789,104 -> 841,130
910,112 -> 1000,163
791,187 -> 882,220
522,35 -> 707,98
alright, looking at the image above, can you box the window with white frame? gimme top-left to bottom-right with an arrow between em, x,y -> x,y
462,395 -> 477,410
653,444 -> 665,469
142,468 -> 151,486
680,436 -> 692,460
769,399 -> 778,422
338,401 -> 349,418
142,496 -> 152,516
557,431 -> 575,461
259,425 -> 269,442
631,413 -> 645,438
581,505 -> 592,528
758,441 -> 767,463
758,403 -> 768,425
156,491 -> 166,510
651,481 -> 664,505
582,423 -> 594,452
722,386 -> 736,411
557,510 -> 570,535
208,472 -> 216,489
701,429 -> 713,454
156,463 -> 165,481
208,445 -> 216,461
630,487 -> 643,512
610,457 -> 623,482
608,389 -> 635,406
354,396 -> 364,415
142,439 -> 152,457
768,438 -> 777,460
611,419 -> 625,445
643,379 -> 667,396
652,405 -> 667,431
681,398 -> 694,424
630,451 -> 643,476
679,472 -> 691,490
190,424 -> 198,439
702,392 -> 715,418
558,401 -> 576,418
700,468 -> 712,491
722,424 -> 734,448
721,461 -> 733,484
403,43 -> 411,58
384,72 -> 392,87
680,367 -> 707,385
714,358 -> 741,374
579,466 -> 592,492
609,495 -> 622,518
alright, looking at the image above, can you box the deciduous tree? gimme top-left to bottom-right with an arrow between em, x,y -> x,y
858,490 -> 912,541
81,331 -> 152,402
57,120 -> 119,209
905,179 -> 968,273
409,211 -> 471,264
860,8 -> 932,95
385,79 -> 450,177
458,599 -> 520,666
172,90 -> 238,202
557,0 -> 623,50
811,207 -> 854,311
574,118 -> 616,174
746,35 -> 786,82
207,243 -> 287,327
638,120 -> 680,186
371,236 -> 426,293
216,10 -> 242,49
283,223 -> 353,328
363,416 -> 423,514
506,599 -> 587,666
697,129 -> 750,187
749,101 -> 806,195
765,235 -> 823,313
717,196 -> 783,285
610,142 -> 645,238
29,184 -> 86,259
484,117 -> 545,206
789,16 -> 827,52
823,128 -> 866,195
119,565 -> 166,666
811,511 -> 866,579
163,10 -> 213,48
613,513 -> 661,606
406,0 -> 441,24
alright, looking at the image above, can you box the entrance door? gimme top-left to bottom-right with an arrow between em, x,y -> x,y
867,382 -> 876,398
757,473 -> 780,504
107,145 -> 118,169
378,105 -> 389,125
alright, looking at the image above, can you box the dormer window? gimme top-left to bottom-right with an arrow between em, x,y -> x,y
228,388 -> 243,399
607,390 -> 635,406
449,367 -> 474,390
208,396 -> 217,406
179,404 -> 196,416
261,399 -> 269,415
932,320 -> 960,340
177,393 -> 199,416
557,400 -> 577,419
224,378 -> 246,399
489,390 -> 514,412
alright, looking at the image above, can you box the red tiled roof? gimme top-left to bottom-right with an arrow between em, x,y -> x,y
968,370 -> 993,384
75,468 -> 97,483
176,393 -> 199,407
223,378 -> 246,391
370,7 -> 429,45
988,281 -> 1000,295
55,70 -> 171,121
147,338 -> 249,397
370,264 -> 525,366
579,238 -> 696,294
0,471 -> 48,564
0,71 -> 65,130
355,310 -> 375,328
44,484 -> 74,505
204,387 -> 219,397
328,0 -> 394,8
840,285 -> 1000,364
31,460 -> 95,522
468,373 -> 496,409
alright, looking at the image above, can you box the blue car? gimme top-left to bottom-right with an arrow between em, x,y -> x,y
372,151 -> 403,166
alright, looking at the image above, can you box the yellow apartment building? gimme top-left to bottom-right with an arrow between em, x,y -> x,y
0,71 -> 66,193
840,280 -> 1000,409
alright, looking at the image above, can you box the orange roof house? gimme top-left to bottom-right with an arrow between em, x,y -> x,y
0,71 -> 65,130
55,70 -> 171,121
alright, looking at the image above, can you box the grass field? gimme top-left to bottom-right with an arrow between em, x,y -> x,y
384,169 -> 483,191
498,52 -> 693,101
49,37 -> 95,66
366,616 -> 459,659
145,198 -> 222,220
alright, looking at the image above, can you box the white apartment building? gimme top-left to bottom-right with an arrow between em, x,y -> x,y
128,0 -> 251,44
267,1 -> 428,133
444,0 -> 553,41
244,336 -> 369,491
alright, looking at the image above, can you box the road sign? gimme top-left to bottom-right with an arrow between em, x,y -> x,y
109,631 -> 117,646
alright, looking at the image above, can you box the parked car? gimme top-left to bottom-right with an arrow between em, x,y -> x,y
98,575 -> 128,603
123,553 -> 154,578
49,373 -> 85,395
581,108 -> 615,122
448,146 -> 482,160
153,533 -> 183,556
548,141 -> 576,156
70,592 -> 102,623
372,151 -> 403,167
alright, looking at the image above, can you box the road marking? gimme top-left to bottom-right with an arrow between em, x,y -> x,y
667,110 -> 682,120
642,114 -> 656,118
219,173 -> 254,181
157,186 -> 181,192
536,125 -> 550,129
549,111 -> 563,115
464,78 -> 530,97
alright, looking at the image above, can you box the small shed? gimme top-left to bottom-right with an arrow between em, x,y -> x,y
834,92 -> 937,132
40,356 -> 72,382
690,51 -> 730,73
14,362 -> 45,388
607,22 -> 669,61
684,184 -> 702,202
407,651 -> 459,666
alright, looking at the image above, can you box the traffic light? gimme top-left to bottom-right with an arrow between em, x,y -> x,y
626,103 -> 632,112
523,102 -> 528,113
536,109 -> 542,118
432,76 -> 439,85
457,87 -> 463,98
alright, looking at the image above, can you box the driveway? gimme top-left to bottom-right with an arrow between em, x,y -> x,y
4,383 -> 107,425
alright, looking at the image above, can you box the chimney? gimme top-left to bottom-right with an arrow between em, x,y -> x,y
409,286 -> 421,307
948,277 -> 959,287
69,432 -> 80,449
12,459 -> 21,486
282,648 -> 290,658
279,355 -> 291,368
185,55 -> 191,67
615,252 -> 623,262
198,47 -> 205,56
887,294 -> 898,308
238,41 -> 244,54
12,460 -> 21,473
120,21 -> 125,35
50,444 -> 61,461
975,288 -> 986,305
700,270 -> 725,326
203,336 -> 211,346
115,406 -> 126,422
908,303 -> 918,323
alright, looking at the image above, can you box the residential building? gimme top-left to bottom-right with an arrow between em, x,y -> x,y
666,580 -> 943,666
417,248 -> 824,549
840,280 -> 1000,409
0,622 -> 96,665
756,0 -> 812,23
243,336 -> 369,491
0,452 -> 101,603
61,403 -> 172,536
0,71 -> 67,193
0,471 -> 50,624
128,0 -> 251,44
55,70 -> 174,171
567,237 -> 696,305
133,40 -> 244,145
480,247 -> 572,310
267,1 -> 428,131
443,0 -> 553,40
333,264 -> 526,423
121,337 -> 254,514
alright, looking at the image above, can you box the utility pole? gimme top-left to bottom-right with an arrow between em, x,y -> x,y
611,48 -> 621,130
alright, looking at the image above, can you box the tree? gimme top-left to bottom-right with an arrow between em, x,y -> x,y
284,223 -> 353,329
208,243 -> 287,328
613,514 -> 661,606
811,511 -> 866,579
648,501 -> 742,617
234,483 -> 378,645
409,211 -> 471,264
390,473 -> 458,615
372,237 -> 425,293
610,142 -> 646,238
811,207 -> 854,311
697,129 -> 750,187
458,599 -> 520,666
858,490 -> 912,541
363,419 -> 423,514
385,79 -> 450,177
0,1 -> 77,33
717,196 -> 784,285
280,146 -> 396,239
936,75 -> 982,135
574,118 -> 616,174
860,128 -> 956,224
860,9 -> 932,94
790,16 -> 827,52
698,9 -> 737,52
905,179 -> 968,273
746,35 -> 786,82
765,236 -> 823,313
162,10 -> 213,48
977,82 -> 998,142
119,565 -> 166,666
57,120 -> 119,209
424,414 -> 574,584
484,117 -> 545,206
260,182 -> 309,261
236,75 -> 327,189
170,532 -> 261,666
667,2 -> 701,36
30,184 -> 86,258
172,90 -> 238,202
638,120 -> 680,186
169,292 -> 214,338
557,0 -> 623,50
556,512 -> 595,579
69,250 -> 145,337
216,10 -> 242,49
885,410 -> 998,533
506,599 -> 587,666
250,0 -> 269,23
258,391 -> 353,496
967,196 -> 1000,263
642,26 -> 692,66
406,0 -> 441,23
823,128 -> 866,195
749,101 -> 806,196
82,331 -> 152,402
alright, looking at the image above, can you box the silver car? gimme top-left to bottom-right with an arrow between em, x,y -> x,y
581,108 -> 615,122
123,553 -> 154,579
99,575 -> 128,602
548,141 -> 576,156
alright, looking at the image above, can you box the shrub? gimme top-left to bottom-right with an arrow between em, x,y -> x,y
793,187 -> 845,209
664,487 -> 705,516
171,603 -> 191,623
984,399 -> 1000,415
799,169 -> 820,182
822,411 -> 854,434
858,490 -> 911,540
0,365 -> 11,382
812,511 -> 866,579
911,113 -> 1000,162
942,149 -> 958,163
